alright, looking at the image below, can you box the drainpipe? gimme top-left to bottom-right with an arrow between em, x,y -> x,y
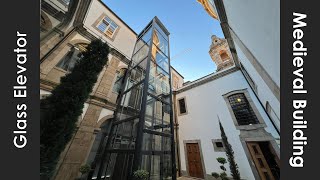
173,92 -> 182,177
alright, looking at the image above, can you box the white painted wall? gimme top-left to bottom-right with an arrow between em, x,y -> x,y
222,0 -> 280,87
235,43 -> 280,131
83,0 -> 137,59
81,103 -> 90,120
97,108 -> 114,122
176,70 -> 279,180
210,0 -> 280,131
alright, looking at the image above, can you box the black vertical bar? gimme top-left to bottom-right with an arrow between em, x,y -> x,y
167,29 -> 177,180
282,0 -> 319,179
95,32 -> 137,180
1,0 -> 39,179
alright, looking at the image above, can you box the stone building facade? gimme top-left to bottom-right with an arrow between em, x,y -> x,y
209,35 -> 234,71
40,1 -> 183,180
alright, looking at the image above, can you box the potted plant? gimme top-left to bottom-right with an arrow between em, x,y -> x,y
76,164 -> 91,180
133,169 -> 149,180
211,157 -> 229,180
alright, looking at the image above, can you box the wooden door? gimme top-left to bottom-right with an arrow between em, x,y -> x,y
186,143 -> 204,178
247,142 -> 275,180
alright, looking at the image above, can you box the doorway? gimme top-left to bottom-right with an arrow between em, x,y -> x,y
186,143 -> 204,179
247,142 -> 280,180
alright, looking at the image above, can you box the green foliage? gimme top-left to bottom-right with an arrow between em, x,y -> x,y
212,157 -> 228,179
217,157 -> 227,165
220,165 -> 226,171
40,39 -> 110,178
133,170 -> 149,180
220,172 -> 228,180
79,164 -> 91,174
219,121 -> 241,180
211,172 -> 220,178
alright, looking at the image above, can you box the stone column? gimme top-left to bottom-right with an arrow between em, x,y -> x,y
94,56 -> 120,101
54,104 -> 102,180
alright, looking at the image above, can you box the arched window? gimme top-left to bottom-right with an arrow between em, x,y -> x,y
40,11 -> 52,33
219,51 -> 229,61
228,93 -> 259,125
113,68 -> 127,93
56,43 -> 88,72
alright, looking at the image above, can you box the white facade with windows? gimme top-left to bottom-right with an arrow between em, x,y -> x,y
83,0 -> 137,58
175,68 -> 280,179
209,0 -> 280,133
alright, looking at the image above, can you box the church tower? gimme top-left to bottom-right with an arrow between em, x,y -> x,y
209,35 -> 234,71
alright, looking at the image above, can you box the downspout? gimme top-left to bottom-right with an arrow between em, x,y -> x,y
173,92 -> 181,177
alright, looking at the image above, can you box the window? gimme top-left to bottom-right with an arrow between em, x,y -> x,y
97,16 -> 118,38
215,142 -> 223,148
56,43 -> 87,72
178,98 -> 187,115
219,51 -> 229,61
212,139 -> 225,152
228,93 -> 259,125
113,68 -> 127,93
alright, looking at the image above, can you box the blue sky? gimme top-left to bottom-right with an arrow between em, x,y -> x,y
103,0 -> 224,81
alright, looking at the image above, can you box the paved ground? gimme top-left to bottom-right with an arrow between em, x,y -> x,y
177,177 -> 203,180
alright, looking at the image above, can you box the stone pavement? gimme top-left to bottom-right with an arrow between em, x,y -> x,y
177,177 -> 203,180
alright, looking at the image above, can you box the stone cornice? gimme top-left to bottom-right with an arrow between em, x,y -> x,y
174,66 -> 239,94
40,79 -> 117,110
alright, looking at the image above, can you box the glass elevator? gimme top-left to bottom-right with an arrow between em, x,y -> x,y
92,17 -> 176,180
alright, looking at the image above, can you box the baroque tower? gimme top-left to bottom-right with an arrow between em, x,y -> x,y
209,35 -> 234,71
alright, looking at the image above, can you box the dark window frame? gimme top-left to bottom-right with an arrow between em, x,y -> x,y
228,93 -> 259,126
178,97 -> 187,115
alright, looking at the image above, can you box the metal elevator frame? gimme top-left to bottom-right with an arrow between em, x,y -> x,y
93,17 -> 176,180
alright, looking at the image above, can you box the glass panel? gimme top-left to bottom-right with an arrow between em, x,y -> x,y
153,29 -> 169,56
132,43 -> 150,66
150,155 -> 161,180
163,136 -> 171,152
117,84 -> 144,121
133,27 -> 153,55
141,133 -> 161,151
142,26 -> 153,44
163,154 -> 172,180
154,23 -> 169,41
109,119 -> 138,150
111,153 -> 134,180
142,132 -> 171,152
151,45 -> 169,73
149,62 -> 170,97
141,154 -> 151,173
123,61 -> 146,92
95,153 -> 134,180
98,21 -> 108,32
144,95 -> 171,133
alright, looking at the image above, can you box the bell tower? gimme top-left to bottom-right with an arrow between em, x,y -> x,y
209,35 -> 234,71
